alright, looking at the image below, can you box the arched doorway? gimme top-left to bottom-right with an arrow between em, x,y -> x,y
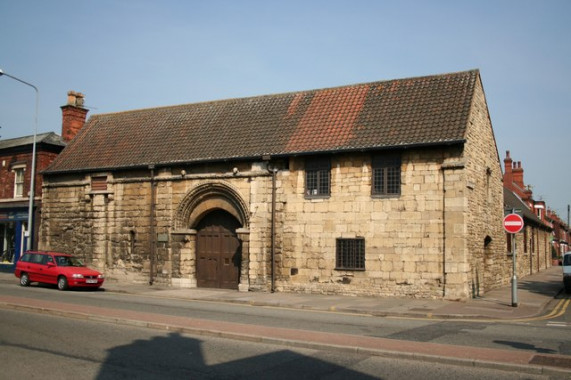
196,209 -> 241,289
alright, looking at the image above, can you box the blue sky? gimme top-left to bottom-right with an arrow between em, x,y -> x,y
1,0 -> 570,217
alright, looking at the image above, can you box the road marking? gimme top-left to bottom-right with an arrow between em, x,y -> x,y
387,297 -> 571,324
546,322 -> 568,327
531,298 -> 570,321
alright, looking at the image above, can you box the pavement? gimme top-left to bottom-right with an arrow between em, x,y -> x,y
100,264 -> 568,321
1,265 -> 570,377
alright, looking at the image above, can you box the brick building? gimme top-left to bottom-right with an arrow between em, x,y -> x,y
502,151 -> 554,278
41,70 -> 509,300
0,91 -> 87,271
547,209 -> 570,262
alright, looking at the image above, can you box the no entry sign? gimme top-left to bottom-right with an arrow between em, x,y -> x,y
503,213 -> 524,234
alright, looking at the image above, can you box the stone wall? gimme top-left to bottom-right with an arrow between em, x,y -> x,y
276,148 -> 469,298
40,165 -> 274,288
510,226 -> 552,279
461,77 -> 509,298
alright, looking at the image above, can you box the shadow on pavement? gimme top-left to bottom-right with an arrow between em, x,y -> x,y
493,340 -> 557,355
95,332 -> 379,379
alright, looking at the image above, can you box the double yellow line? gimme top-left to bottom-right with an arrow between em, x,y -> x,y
529,297 -> 571,322
391,296 -> 571,323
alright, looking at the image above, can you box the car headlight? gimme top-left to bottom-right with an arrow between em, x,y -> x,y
72,274 -> 84,279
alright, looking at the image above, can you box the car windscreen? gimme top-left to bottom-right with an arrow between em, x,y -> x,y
55,256 -> 85,267
564,254 -> 571,266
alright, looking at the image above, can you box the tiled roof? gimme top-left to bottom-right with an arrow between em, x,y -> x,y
45,70 -> 479,173
0,132 -> 66,151
504,188 -> 549,229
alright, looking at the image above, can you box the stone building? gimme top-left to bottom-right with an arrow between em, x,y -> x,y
40,70 -> 508,300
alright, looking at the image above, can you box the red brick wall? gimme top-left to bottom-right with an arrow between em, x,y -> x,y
0,148 -> 60,200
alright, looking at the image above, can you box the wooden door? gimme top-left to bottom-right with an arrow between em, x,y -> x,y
196,211 -> 241,289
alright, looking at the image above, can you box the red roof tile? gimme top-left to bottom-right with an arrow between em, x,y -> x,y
45,70 -> 478,173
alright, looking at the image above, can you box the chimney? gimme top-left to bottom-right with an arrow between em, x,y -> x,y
503,150 -> 513,190
61,91 -> 88,142
512,160 -> 524,189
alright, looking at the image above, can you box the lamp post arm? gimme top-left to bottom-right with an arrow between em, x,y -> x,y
0,70 -> 38,93
0,69 -> 39,250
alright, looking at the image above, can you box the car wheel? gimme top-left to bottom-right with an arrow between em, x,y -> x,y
57,276 -> 68,291
20,273 -> 30,287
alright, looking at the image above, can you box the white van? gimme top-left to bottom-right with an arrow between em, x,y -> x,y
563,252 -> 571,293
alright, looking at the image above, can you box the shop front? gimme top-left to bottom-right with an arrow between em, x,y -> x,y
0,207 -> 29,273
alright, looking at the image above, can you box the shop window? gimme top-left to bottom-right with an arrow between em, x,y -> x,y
336,237 -> 365,270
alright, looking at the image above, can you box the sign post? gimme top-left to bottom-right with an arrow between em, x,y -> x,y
503,212 -> 524,307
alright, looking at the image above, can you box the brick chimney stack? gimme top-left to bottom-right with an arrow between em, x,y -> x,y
512,160 -> 524,189
61,91 -> 88,142
503,150 -> 513,190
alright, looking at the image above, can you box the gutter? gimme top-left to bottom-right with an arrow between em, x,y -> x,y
41,140 -> 467,176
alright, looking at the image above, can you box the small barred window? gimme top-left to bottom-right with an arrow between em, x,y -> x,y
336,238 -> 365,270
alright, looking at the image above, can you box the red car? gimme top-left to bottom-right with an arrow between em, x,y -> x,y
15,251 -> 105,290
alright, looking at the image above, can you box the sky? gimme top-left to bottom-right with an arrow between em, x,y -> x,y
1,0 -> 570,217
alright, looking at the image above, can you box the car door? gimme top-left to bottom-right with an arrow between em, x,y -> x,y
41,254 -> 59,284
25,253 -> 44,283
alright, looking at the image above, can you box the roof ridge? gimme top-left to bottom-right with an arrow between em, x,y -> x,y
90,69 -> 480,119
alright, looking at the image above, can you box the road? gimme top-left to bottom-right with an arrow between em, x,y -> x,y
0,282 -> 569,357
0,308 -> 560,379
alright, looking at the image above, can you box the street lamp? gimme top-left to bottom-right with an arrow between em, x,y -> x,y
0,69 -> 38,251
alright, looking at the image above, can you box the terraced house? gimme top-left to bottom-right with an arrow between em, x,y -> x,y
40,70 -> 509,300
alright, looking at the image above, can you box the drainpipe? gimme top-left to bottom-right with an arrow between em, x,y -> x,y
267,163 -> 278,293
441,167 -> 447,297
149,165 -> 156,285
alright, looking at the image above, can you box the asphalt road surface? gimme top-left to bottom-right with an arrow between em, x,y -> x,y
0,308 -> 560,380
1,282 -> 569,357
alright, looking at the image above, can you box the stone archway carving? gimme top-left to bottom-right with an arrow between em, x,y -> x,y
172,181 -> 250,291
175,181 -> 250,230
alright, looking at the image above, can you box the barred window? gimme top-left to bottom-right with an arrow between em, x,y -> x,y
305,157 -> 330,197
372,154 -> 401,196
336,238 -> 365,270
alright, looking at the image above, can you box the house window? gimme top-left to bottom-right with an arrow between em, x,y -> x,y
372,154 -> 401,196
336,238 -> 365,270
91,176 -> 108,191
13,167 -> 25,198
305,157 -> 330,197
